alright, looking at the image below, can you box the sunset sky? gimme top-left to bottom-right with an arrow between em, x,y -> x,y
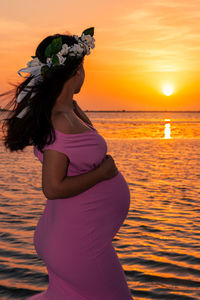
0,0 -> 200,111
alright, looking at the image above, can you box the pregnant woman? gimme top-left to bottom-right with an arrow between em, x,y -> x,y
2,27 -> 132,299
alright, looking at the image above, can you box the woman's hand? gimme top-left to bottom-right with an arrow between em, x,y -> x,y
96,154 -> 119,181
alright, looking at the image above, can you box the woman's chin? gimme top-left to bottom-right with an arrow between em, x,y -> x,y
74,87 -> 81,94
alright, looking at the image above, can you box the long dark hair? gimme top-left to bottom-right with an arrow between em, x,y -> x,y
1,33 -> 85,153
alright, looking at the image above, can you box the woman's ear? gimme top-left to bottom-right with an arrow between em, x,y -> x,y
76,70 -> 81,75
74,63 -> 83,77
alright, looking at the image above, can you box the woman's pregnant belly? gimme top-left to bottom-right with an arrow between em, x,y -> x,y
82,171 -> 131,256
84,171 -> 131,233
34,171 -> 130,261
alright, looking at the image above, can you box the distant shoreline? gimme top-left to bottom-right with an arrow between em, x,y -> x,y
84,110 -> 200,113
0,109 -> 199,113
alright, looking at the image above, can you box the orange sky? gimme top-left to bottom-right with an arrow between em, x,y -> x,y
0,0 -> 200,110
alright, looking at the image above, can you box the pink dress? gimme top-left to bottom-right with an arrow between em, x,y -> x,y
27,123 -> 132,300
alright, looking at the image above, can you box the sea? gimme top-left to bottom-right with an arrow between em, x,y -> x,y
0,110 -> 199,300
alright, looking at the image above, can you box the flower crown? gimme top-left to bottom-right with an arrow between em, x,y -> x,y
15,27 -> 95,118
27,27 -> 95,77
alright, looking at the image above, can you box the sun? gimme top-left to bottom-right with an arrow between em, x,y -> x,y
162,84 -> 174,96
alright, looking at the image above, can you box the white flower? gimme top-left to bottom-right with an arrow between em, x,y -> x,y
27,57 -> 42,67
57,53 -> 66,64
68,43 -> 85,57
46,57 -> 53,65
80,33 -> 95,49
78,41 -> 90,55
59,43 -> 70,56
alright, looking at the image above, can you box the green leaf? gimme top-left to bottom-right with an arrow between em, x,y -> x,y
40,65 -> 49,75
44,44 -> 53,58
52,54 -> 59,66
51,37 -> 62,54
82,27 -> 94,37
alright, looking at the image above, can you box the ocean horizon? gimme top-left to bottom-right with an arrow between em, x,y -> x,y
0,108 -> 200,112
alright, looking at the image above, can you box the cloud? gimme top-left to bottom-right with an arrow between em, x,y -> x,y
0,18 -> 28,35
99,0 -> 200,72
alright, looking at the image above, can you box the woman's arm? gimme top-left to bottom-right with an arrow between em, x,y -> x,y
43,112 -> 102,200
45,165 -> 104,200
73,100 -> 93,126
